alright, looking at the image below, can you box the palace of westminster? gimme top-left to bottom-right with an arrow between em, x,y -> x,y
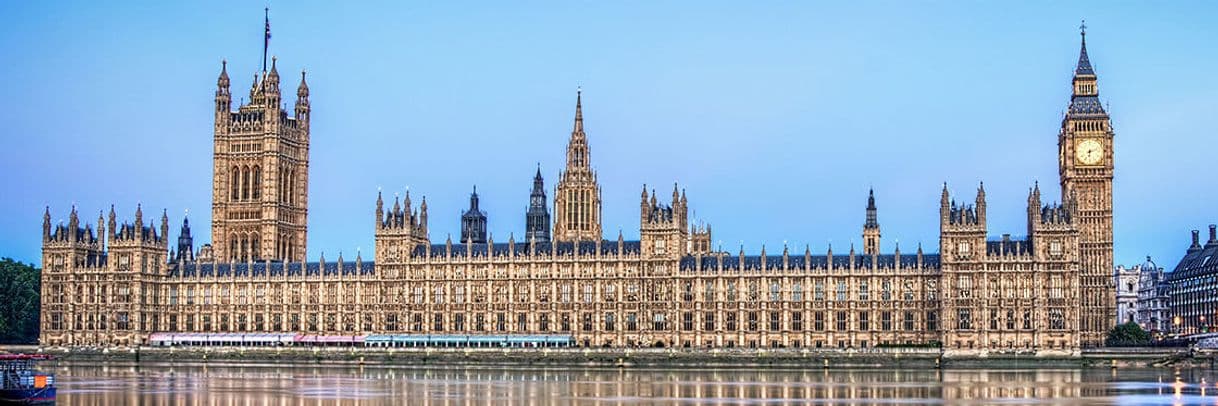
37,27 -> 1117,356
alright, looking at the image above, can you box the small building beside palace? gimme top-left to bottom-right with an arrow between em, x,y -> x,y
1166,226 -> 1218,335
1114,257 -> 1171,336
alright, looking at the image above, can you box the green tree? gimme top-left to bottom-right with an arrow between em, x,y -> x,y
1105,321 -> 1151,347
0,258 -> 41,344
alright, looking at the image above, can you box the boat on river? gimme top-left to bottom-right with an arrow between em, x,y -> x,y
0,354 -> 55,404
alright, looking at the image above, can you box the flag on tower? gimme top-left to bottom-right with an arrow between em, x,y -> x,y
263,8 -> 272,72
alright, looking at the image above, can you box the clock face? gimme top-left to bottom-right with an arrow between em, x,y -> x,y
1075,139 -> 1103,165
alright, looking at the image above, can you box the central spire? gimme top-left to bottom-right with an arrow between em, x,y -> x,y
573,87 -> 583,133
554,88 -> 602,242
565,88 -> 591,169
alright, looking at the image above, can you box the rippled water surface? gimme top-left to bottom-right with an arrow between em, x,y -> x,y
45,362 -> 1218,405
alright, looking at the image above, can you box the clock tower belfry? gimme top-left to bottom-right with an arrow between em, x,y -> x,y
1058,22 -> 1115,347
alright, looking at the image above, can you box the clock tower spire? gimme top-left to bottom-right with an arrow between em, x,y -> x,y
1058,21 -> 1115,347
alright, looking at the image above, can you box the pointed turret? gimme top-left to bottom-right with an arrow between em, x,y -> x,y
265,56 -> 281,90
217,60 -> 230,88
975,182 -> 987,225
67,205 -> 79,243
939,183 -> 950,222
404,190 -> 412,215
295,70 -> 310,122
96,210 -> 105,248
419,196 -> 429,236
160,209 -> 170,246
297,70 -> 309,98
461,185 -> 488,244
177,215 -> 194,262
42,206 -> 51,242
375,190 -> 384,228
108,205 -> 117,241
215,60 -> 233,119
640,185 -> 651,222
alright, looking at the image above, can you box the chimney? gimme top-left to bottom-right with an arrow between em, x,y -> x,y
1189,230 -> 1202,253
1208,224 -> 1217,246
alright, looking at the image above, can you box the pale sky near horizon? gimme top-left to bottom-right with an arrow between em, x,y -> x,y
1,1 -> 1215,268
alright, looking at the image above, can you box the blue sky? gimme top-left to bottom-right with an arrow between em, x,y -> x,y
1,1 -> 1215,268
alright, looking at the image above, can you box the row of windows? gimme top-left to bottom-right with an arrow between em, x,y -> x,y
51,310 -> 943,334
954,275 -> 1068,299
227,165 -> 298,204
954,308 -> 1067,331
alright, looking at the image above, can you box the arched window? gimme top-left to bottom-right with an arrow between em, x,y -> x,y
241,166 -> 251,200
286,169 -> 294,204
230,166 -> 240,201
279,168 -> 286,203
252,166 -> 261,200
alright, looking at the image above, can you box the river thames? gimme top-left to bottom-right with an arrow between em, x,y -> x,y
40,362 -> 1218,405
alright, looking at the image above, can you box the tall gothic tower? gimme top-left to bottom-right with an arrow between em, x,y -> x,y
1058,24 -> 1115,346
553,90 -> 603,242
525,167 -> 551,243
211,53 -> 310,262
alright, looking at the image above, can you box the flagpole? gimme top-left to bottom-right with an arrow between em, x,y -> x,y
262,7 -> 270,73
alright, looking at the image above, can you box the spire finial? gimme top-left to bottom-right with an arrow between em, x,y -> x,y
1080,18 -> 1087,38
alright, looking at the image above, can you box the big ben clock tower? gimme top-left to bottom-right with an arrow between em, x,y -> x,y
1058,23 -> 1115,347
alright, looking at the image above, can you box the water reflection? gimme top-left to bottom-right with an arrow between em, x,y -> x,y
48,362 -> 1218,405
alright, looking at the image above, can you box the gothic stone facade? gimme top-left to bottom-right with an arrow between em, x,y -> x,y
39,31 -> 1115,355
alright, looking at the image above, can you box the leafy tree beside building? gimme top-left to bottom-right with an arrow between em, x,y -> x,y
0,258 -> 41,344
1105,321 -> 1151,347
